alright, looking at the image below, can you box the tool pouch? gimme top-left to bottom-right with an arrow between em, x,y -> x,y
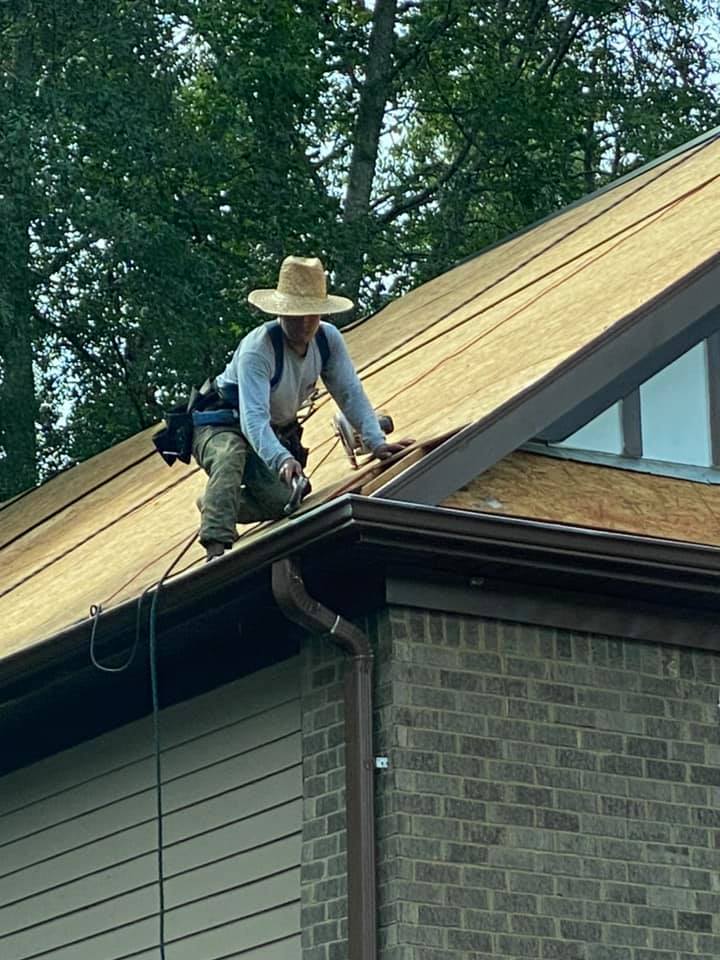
153,379 -> 233,467
152,401 -> 195,466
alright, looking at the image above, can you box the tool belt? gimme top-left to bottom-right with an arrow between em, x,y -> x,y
152,378 -> 309,469
152,400 -> 194,466
190,379 -> 238,426
196,378 -> 309,466
152,379 -> 232,467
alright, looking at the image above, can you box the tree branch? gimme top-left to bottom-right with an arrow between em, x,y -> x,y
309,137 -> 351,170
32,304 -> 110,377
33,236 -> 97,281
534,7 -> 586,80
378,139 -> 473,224
393,0 -> 459,77
510,0 -> 550,73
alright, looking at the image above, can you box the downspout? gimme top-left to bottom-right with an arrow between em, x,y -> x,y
271,556 -> 377,960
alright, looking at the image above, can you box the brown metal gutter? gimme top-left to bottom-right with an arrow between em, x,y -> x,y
271,556 -> 377,960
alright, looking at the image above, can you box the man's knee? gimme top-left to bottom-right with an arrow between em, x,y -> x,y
240,476 -> 290,521
261,482 -> 292,517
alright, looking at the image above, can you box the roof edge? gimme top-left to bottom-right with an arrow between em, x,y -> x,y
3,495 -> 720,694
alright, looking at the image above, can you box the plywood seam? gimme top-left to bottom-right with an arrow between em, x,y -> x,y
0,452 -> 157,552
0,468 -> 200,602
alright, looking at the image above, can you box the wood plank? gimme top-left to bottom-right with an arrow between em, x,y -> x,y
361,446 -> 434,496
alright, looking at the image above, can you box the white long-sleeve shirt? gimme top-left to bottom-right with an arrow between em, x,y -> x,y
216,321 -> 385,473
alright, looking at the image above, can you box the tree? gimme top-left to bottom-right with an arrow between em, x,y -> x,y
2,0 -> 337,492
336,0 -> 398,311
1,0 -> 717,498
353,0 -> 720,289
0,1 -> 40,497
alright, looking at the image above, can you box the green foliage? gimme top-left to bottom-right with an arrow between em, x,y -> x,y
365,0 -> 720,289
0,0 -> 717,496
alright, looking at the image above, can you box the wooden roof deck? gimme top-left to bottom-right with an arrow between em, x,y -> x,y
2,134 -> 719,659
443,451 -> 720,547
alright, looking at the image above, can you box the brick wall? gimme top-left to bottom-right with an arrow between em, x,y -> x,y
375,607 -> 720,960
300,635 -> 348,960
300,606 -> 720,960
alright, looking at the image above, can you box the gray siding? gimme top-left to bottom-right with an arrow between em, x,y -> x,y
0,658 -> 302,959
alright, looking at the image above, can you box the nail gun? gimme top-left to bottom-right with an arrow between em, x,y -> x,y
332,411 -> 394,469
284,474 -> 310,515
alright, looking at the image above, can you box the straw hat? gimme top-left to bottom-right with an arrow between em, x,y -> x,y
248,256 -> 353,316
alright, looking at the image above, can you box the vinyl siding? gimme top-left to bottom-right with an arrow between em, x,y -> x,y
0,658 -> 302,959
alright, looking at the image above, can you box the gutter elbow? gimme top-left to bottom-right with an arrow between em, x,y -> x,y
271,556 -> 371,660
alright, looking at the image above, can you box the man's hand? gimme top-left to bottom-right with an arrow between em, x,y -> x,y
279,457 -> 304,486
373,438 -> 415,461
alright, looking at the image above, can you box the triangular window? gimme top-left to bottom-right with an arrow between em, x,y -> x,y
536,336 -> 720,476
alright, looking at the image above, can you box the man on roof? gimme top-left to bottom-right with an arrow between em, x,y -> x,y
193,255 -> 412,560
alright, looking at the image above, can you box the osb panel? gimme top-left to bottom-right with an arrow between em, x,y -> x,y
0,436 -> 437,659
2,137 -> 720,658
0,428 -> 159,549
341,137 -> 719,374
3,475 -> 205,659
443,451 -> 720,546
2,454 -> 201,603
301,137 -> 720,484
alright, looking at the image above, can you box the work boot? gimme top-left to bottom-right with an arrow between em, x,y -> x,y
204,540 -> 228,562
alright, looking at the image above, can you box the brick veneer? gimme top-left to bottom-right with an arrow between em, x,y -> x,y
301,606 -> 720,960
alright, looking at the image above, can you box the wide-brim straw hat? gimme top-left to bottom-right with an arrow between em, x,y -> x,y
248,256 -> 354,316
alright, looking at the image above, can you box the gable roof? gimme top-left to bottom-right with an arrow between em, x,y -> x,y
2,129 -> 720,663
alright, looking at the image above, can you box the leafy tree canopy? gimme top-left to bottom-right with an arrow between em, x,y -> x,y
0,0 -> 717,498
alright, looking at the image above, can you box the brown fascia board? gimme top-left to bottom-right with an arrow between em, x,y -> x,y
3,495 -> 720,694
374,253 -> 720,506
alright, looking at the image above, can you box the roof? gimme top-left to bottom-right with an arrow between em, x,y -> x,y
2,130 -> 720,664
443,450 -> 720,546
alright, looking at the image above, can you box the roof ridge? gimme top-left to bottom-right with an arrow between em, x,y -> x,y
344,125 -> 720,334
